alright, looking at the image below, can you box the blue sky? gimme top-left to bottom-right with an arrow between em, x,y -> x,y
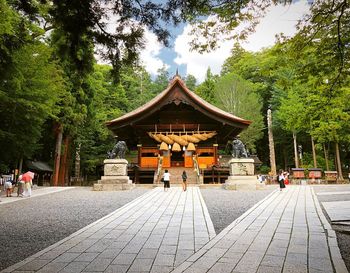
139,1 -> 310,83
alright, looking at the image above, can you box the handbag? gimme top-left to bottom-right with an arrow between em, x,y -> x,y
161,178 -> 164,182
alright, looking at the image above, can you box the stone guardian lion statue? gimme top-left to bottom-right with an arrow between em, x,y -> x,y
107,140 -> 128,159
231,138 -> 248,158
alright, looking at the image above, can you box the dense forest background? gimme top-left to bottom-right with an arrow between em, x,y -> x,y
1,0 -> 349,183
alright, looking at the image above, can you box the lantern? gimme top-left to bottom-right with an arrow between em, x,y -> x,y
187,142 -> 196,151
160,142 -> 168,151
172,142 -> 181,151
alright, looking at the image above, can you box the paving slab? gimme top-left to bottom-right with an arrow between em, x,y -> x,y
1,187 -> 215,273
317,191 -> 350,196
171,186 -> 348,273
322,201 -> 350,222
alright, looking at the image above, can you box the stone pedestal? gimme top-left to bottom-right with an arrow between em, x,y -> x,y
224,158 -> 265,190
93,159 -> 135,191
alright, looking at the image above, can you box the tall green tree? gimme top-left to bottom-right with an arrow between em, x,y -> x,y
214,73 -> 264,153
0,0 -> 67,173
0,42 -> 65,172
77,65 -> 130,176
195,68 -> 217,103
185,74 -> 197,91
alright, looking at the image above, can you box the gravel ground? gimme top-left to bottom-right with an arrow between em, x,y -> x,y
0,187 -> 149,271
200,186 -> 277,234
313,185 -> 350,272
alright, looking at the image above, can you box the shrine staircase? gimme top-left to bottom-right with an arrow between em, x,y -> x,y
156,167 -> 199,185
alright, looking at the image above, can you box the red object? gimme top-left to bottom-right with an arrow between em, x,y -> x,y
21,171 -> 34,182
284,178 -> 289,185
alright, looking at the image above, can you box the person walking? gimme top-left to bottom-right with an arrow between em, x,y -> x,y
278,169 -> 286,191
22,172 -> 34,197
181,170 -> 187,191
163,169 -> 170,191
4,178 -> 13,197
17,174 -> 24,197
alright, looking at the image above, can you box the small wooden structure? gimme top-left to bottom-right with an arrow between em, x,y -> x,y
308,168 -> 322,179
324,171 -> 337,183
291,168 -> 305,179
106,75 -> 251,183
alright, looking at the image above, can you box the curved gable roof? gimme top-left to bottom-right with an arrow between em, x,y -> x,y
106,76 -> 251,129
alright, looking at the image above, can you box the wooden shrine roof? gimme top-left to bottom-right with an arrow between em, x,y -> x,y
107,76 -> 251,127
106,75 -> 251,146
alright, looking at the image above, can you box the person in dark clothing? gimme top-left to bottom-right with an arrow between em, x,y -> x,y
278,169 -> 286,191
182,170 -> 187,191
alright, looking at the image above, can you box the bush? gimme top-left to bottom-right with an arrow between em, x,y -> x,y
258,165 -> 270,174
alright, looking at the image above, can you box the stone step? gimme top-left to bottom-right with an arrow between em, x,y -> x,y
159,167 -> 199,184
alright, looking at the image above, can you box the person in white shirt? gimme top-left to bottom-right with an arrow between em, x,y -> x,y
163,170 -> 170,191
278,169 -> 286,191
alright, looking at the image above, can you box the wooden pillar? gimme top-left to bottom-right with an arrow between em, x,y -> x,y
213,144 -> 218,165
137,144 -> 142,166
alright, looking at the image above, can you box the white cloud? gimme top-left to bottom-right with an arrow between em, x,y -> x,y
140,29 -> 169,75
95,9 -> 168,76
174,1 -> 310,83
174,23 -> 232,83
242,1 -> 310,51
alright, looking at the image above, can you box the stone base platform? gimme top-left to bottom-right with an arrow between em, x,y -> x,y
93,182 -> 135,191
224,175 -> 266,190
93,159 -> 135,191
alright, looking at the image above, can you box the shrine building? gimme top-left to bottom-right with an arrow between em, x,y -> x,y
106,75 -> 251,184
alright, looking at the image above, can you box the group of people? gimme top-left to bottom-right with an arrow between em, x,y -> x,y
163,168 -> 290,192
1,173 -> 33,198
162,170 -> 188,192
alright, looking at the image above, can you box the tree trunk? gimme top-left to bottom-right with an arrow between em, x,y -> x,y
335,142 -> 343,180
267,109 -> 276,176
75,143 -> 81,179
53,124 -> 63,186
283,146 -> 288,170
18,157 -> 23,177
293,131 -> 299,168
323,143 -> 329,171
311,136 -> 317,168
58,135 -> 70,186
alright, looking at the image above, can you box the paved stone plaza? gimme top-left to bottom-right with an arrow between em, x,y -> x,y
2,187 -> 215,273
1,186 -> 348,273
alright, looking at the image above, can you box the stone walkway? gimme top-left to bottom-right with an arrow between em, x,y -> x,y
173,186 -> 348,273
322,201 -> 350,222
1,186 -> 348,273
2,187 -> 215,273
0,187 -> 74,205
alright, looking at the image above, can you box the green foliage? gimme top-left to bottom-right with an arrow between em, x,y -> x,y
300,153 -> 334,171
185,74 -> 197,90
213,73 -> 264,153
258,165 -> 271,174
195,68 -> 217,103
153,66 -> 170,92
0,42 -> 65,167
76,65 -> 129,174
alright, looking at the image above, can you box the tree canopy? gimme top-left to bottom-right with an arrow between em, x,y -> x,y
1,0 -> 350,179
